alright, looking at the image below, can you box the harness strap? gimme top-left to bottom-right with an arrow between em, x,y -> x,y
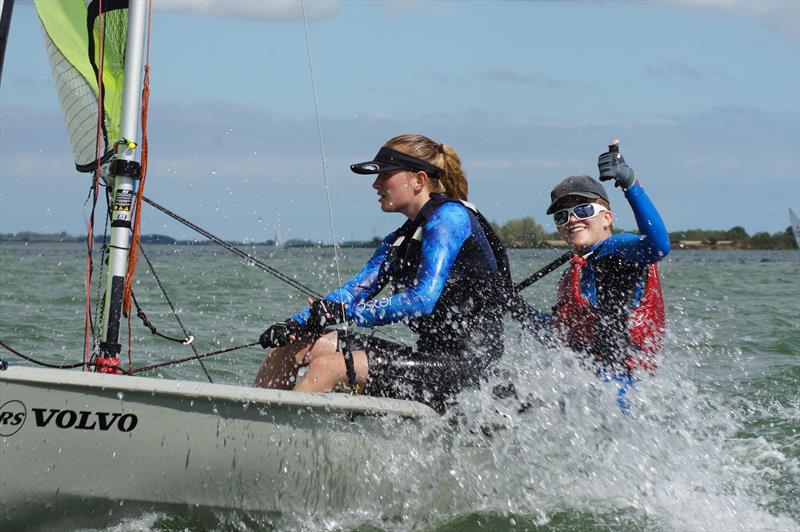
337,329 -> 359,393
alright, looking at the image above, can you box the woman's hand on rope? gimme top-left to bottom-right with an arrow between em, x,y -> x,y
259,320 -> 304,348
259,299 -> 348,349
308,298 -> 347,333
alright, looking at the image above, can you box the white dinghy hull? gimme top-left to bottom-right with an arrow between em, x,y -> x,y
0,366 -> 436,522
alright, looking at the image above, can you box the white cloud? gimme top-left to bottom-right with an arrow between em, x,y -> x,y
380,0 -> 424,17
156,0 -> 339,21
480,67 -> 569,88
643,58 -> 705,81
3,100 -> 798,237
664,0 -> 800,40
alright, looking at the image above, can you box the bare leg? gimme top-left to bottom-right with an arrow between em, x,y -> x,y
294,337 -> 369,393
254,338 -> 313,389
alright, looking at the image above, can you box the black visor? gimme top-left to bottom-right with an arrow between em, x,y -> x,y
350,147 -> 442,179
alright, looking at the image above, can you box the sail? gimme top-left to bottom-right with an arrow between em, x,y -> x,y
790,208 -> 800,247
35,0 -> 128,173
0,0 -> 15,86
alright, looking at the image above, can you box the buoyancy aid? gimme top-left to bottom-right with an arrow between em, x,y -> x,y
383,195 -> 512,355
553,254 -> 665,371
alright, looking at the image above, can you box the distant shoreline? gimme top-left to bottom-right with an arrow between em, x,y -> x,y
1,231 -> 796,250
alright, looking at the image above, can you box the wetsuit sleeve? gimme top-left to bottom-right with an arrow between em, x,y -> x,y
596,181 -> 670,266
350,203 -> 471,327
289,233 -> 394,326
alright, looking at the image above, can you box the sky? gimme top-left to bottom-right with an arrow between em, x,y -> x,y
1,0 -> 798,242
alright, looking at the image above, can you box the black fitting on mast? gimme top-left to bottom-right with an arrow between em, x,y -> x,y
110,159 -> 141,179
98,341 -> 121,356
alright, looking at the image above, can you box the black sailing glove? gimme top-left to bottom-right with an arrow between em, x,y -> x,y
259,320 -> 304,348
598,141 -> 635,190
308,299 -> 347,334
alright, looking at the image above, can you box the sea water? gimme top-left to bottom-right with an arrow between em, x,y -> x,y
0,244 -> 798,531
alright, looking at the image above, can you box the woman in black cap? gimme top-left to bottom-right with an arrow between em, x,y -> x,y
515,140 -> 669,412
255,133 -> 511,412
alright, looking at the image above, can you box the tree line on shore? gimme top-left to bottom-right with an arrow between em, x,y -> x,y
1,220 -> 797,250
489,218 -> 798,250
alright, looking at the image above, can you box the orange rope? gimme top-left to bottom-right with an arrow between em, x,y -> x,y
122,0 -> 153,326
85,0 -> 105,370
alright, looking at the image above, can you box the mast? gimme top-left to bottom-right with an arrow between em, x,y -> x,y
98,0 -> 147,367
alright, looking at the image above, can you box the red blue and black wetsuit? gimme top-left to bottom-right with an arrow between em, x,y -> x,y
291,194 -> 512,410
521,181 -> 670,373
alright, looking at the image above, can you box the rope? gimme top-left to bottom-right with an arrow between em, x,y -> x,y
137,244 -> 212,382
85,0 -> 106,370
143,194 -> 405,348
131,292 -> 188,343
1,340 -> 91,370
514,247 -> 603,292
123,0 -> 153,319
0,339 -> 257,375
141,196 -> 323,299
514,251 -> 572,292
92,194 -> 111,342
130,342 -> 260,374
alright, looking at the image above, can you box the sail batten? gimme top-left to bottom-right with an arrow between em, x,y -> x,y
35,0 -> 128,173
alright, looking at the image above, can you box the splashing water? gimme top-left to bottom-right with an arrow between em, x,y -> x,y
1,245 -> 797,531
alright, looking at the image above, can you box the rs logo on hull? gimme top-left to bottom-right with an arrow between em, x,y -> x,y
0,400 -> 27,437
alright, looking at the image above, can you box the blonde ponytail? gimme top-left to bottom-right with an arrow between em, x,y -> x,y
385,133 -> 469,201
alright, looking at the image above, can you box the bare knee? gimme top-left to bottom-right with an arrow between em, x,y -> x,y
254,343 -> 308,389
295,353 -> 344,392
303,331 -> 339,363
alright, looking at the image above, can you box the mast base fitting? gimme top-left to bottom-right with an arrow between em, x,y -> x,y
110,159 -> 141,179
95,356 -> 121,374
99,341 -> 122,355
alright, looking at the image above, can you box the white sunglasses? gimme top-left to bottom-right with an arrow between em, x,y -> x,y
553,203 -> 609,226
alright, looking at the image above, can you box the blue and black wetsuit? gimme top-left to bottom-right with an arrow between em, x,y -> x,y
519,181 -> 670,369
292,194 -> 512,410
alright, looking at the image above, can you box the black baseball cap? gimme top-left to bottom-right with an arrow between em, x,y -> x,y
350,147 -> 443,180
546,175 -> 610,214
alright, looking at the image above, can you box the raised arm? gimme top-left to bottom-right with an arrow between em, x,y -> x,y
598,142 -> 669,266
626,181 -> 670,259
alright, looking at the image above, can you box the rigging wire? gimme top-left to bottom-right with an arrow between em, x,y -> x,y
141,195 -> 323,300
300,0 -> 346,308
137,244 -> 213,382
298,1 -> 407,351
301,0 -> 364,388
